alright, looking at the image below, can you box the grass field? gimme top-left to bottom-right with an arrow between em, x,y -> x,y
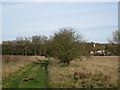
1,55 -> 119,88
48,56 -> 119,88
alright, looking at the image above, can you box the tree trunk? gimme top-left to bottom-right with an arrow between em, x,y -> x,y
11,51 -> 13,55
34,50 -> 37,56
25,51 -> 27,56
39,51 -> 41,56
66,61 -> 70,66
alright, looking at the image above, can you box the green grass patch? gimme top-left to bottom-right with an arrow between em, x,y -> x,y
3,60 -> 49,88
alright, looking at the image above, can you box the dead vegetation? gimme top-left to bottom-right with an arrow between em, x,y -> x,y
48,56 -> 118,88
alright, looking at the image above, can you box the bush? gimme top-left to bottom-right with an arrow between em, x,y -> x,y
47,27 -> 84,66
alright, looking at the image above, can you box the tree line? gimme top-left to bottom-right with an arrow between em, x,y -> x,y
1,27 -> 120,65
2,35 -> 48,56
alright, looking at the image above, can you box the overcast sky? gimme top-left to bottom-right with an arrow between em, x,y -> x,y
2,2 -> 118,43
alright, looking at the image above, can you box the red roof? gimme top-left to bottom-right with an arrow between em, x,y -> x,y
91,47 -> 99,51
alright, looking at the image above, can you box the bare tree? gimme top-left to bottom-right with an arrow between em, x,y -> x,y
108,30 -> 120,55
32,35 -> 48,55
109,30 -> 120,44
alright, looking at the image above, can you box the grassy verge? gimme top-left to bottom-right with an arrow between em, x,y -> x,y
2,60 -> 49,88
2,55 -> 46,79
48,56 -> 119,88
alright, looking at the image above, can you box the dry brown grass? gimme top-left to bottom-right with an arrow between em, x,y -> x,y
48,56 -> 118,88
2,55 -> 45,79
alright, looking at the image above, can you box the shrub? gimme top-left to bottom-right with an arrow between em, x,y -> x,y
47,27 -> 84,66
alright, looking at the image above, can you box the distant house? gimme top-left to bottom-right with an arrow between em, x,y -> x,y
89,43 -> 111,56
104,50 -> 111,56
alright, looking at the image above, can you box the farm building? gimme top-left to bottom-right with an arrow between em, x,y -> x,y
89,43 -> 111,56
